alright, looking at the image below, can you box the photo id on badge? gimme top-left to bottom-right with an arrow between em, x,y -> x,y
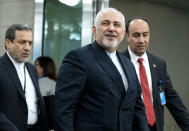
160,91 -> 166,105
158,80 -> 166,105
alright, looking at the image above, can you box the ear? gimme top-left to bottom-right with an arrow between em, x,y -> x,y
125,32 -> 129,40
5,39 -> 11,49
123,29 -> 126,36
92,26 -> 96,36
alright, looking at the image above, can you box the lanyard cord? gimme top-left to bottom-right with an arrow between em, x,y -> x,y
24,64 -> 26,94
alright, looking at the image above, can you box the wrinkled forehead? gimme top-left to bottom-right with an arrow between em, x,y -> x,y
96,10 -> 125,27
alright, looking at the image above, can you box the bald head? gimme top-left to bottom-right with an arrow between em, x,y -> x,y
128,19 -> 149,34
126,18 -> 150,34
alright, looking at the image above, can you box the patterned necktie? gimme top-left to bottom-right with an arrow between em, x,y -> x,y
138,58 -> 156,126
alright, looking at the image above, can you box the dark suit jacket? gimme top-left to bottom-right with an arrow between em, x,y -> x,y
123,50 -> 189,131
54,42 -> 149,131
0,53 -> 48,131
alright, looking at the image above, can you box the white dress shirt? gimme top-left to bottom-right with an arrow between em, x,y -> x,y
128,46 -> 153,101
7,52 -> 38,125
106,51 -> 128,91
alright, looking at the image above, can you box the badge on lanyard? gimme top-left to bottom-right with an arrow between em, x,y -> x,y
158,80 -> 166,105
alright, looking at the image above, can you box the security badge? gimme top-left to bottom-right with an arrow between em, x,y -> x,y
160,91 -> 166,105
158,80 -> 166,105
153,64 -> 166,105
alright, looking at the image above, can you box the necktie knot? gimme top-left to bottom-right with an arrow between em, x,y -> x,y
138,58 -> 143,64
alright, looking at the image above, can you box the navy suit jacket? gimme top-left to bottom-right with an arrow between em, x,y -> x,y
123,50 -> 189,131
54,42 -> 149,131
0,53 -> 48,131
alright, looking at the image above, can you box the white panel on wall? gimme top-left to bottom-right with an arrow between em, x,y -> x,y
0,0 -> 34,62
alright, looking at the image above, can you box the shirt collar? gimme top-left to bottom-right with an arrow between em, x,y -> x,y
6,52 -> 25,69
128,46 -> 148,63
106,50 -> 117,59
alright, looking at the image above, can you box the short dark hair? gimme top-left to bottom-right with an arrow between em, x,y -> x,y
5,24 -> 32,43
126,17 -> 150,34
35,56 -> 57,81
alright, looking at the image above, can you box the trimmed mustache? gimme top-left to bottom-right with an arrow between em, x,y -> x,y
104,32 -> 118,37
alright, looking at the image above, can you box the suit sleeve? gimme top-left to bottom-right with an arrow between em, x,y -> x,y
162,61 -> 189,131
54,50 -> 87,131
0,113 -> 20,131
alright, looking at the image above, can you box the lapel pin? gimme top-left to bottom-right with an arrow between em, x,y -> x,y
153,64 -> 157,68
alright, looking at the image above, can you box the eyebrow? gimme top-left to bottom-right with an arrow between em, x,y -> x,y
17,39 -> 33,42
133,31 -> 149,34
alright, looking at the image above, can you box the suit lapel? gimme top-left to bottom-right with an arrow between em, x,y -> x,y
2,54 -> 26,100
123,50 -> 130,59
117,53 -> 130,87
147,53 -> 159,106
122,50 -> 136,92
92,42 -> 126,96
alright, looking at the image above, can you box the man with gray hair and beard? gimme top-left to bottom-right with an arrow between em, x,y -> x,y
54,8 -> 149,131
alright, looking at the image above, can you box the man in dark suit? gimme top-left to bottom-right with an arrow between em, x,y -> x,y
0,24 -> 48,131
123,17 -> 189,131
54,8 -> 149,131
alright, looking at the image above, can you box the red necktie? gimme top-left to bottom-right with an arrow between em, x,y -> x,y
138,58 -> 156,126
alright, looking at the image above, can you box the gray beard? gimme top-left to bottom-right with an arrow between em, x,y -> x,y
102,39 -> 118,49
